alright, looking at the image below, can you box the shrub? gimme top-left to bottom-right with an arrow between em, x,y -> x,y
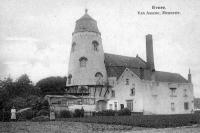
0,111 -> 10,121
74,108 -> 84,117
65,114 -> 200,128
17,109 -> 35,120
36,109 -> 49,116
96,110 -> 117,116
118,108 -> 131,116
60,110 -> 72,118
32,115 -> 49,122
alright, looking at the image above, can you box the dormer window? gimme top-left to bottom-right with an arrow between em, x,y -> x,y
92,40 -> 99,51
79,57 -> 88,67
72,42 -> 76,52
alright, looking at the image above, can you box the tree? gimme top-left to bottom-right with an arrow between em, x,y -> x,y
0,74 -> 41,111
36,76 -> 67,94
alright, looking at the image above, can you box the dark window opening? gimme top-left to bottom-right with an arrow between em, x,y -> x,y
130,88 -> 135,96
79,57 -> 88,67
68,74 -> 72,84
92,41 -> 99,51
120,104 -> 124,110
184,102 -> 189,110
111,90 -> 115,97
126,79 -> 129,85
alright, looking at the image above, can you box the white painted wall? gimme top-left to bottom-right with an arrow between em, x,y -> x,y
107,68 -> 194,115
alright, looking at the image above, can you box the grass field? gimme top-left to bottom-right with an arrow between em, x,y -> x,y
1,121 -> 200,133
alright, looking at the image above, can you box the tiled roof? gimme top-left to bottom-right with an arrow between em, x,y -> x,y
104,53 -> 188,83
104,53 -> 147,79
154,71 -> 188,83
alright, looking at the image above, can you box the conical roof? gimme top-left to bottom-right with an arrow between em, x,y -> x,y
73,9 -> 100,34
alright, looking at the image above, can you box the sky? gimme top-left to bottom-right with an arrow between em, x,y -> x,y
0,0 -> 200,97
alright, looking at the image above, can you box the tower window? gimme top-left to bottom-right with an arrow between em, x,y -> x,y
72,42 -> 76,52
79,57 -> 88,67
68,74 -> 72,84
92,40 -> 99,51
95,72 -> 103,79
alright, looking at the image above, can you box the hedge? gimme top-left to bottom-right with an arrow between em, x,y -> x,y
64,114 -> 200,128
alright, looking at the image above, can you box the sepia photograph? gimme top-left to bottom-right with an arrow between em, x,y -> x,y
0,0 -> 200,132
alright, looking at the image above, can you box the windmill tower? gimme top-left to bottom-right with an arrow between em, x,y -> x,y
66,9 -> 107,92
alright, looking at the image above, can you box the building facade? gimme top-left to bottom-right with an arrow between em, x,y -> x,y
65,10 -> 194,115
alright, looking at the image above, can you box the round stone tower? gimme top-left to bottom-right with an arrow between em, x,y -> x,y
67,9 -> 107,86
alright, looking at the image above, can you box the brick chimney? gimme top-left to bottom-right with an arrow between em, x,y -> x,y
146,34 -> 155,72
188,68 -> 192,83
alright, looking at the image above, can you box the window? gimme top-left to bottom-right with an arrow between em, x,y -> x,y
68,74 -> 72,84
184,89 -> 188,97
92,41 -> 99,51
184,102 -> 189,110
109,104 -> 113,110
171,102 -> 175,111
120,104 -> 124,110
72,42 -> 76,52
79,57 -> 88,67
126,79 -> 129,85
114,102 -> 117,110
95,72 -> 103,79
111,90 -> 115,97
170,88 -> 177,97
126,100 -> 133,111
130,88 -> 135,96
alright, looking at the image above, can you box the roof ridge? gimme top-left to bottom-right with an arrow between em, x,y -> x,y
105,53 -> 137,58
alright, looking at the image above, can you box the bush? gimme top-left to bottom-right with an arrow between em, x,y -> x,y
65,114 -> 200,128
36,109 -> 49,116
17,109 -> 35,120
74,108 -> 84,117
60,110 -> 72,118
118,108 -> 131,116
0,111 -> 10,121
96,110 -> 117,116
32,115 -> 49,122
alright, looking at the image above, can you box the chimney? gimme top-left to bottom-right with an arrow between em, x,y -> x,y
146,34 -> 155,71
188,69 -> 192,83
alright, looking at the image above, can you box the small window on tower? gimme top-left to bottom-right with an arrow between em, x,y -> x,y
79,57 -> 88,67
95,72 -> 103,79
92,41 -> 99,51
72,42 -> 76,52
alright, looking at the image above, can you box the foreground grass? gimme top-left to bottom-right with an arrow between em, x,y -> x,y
60,114 -> 200,128
0,121 -> 200,133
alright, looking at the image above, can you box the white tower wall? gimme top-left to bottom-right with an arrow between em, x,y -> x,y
67,32 -> 107,86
